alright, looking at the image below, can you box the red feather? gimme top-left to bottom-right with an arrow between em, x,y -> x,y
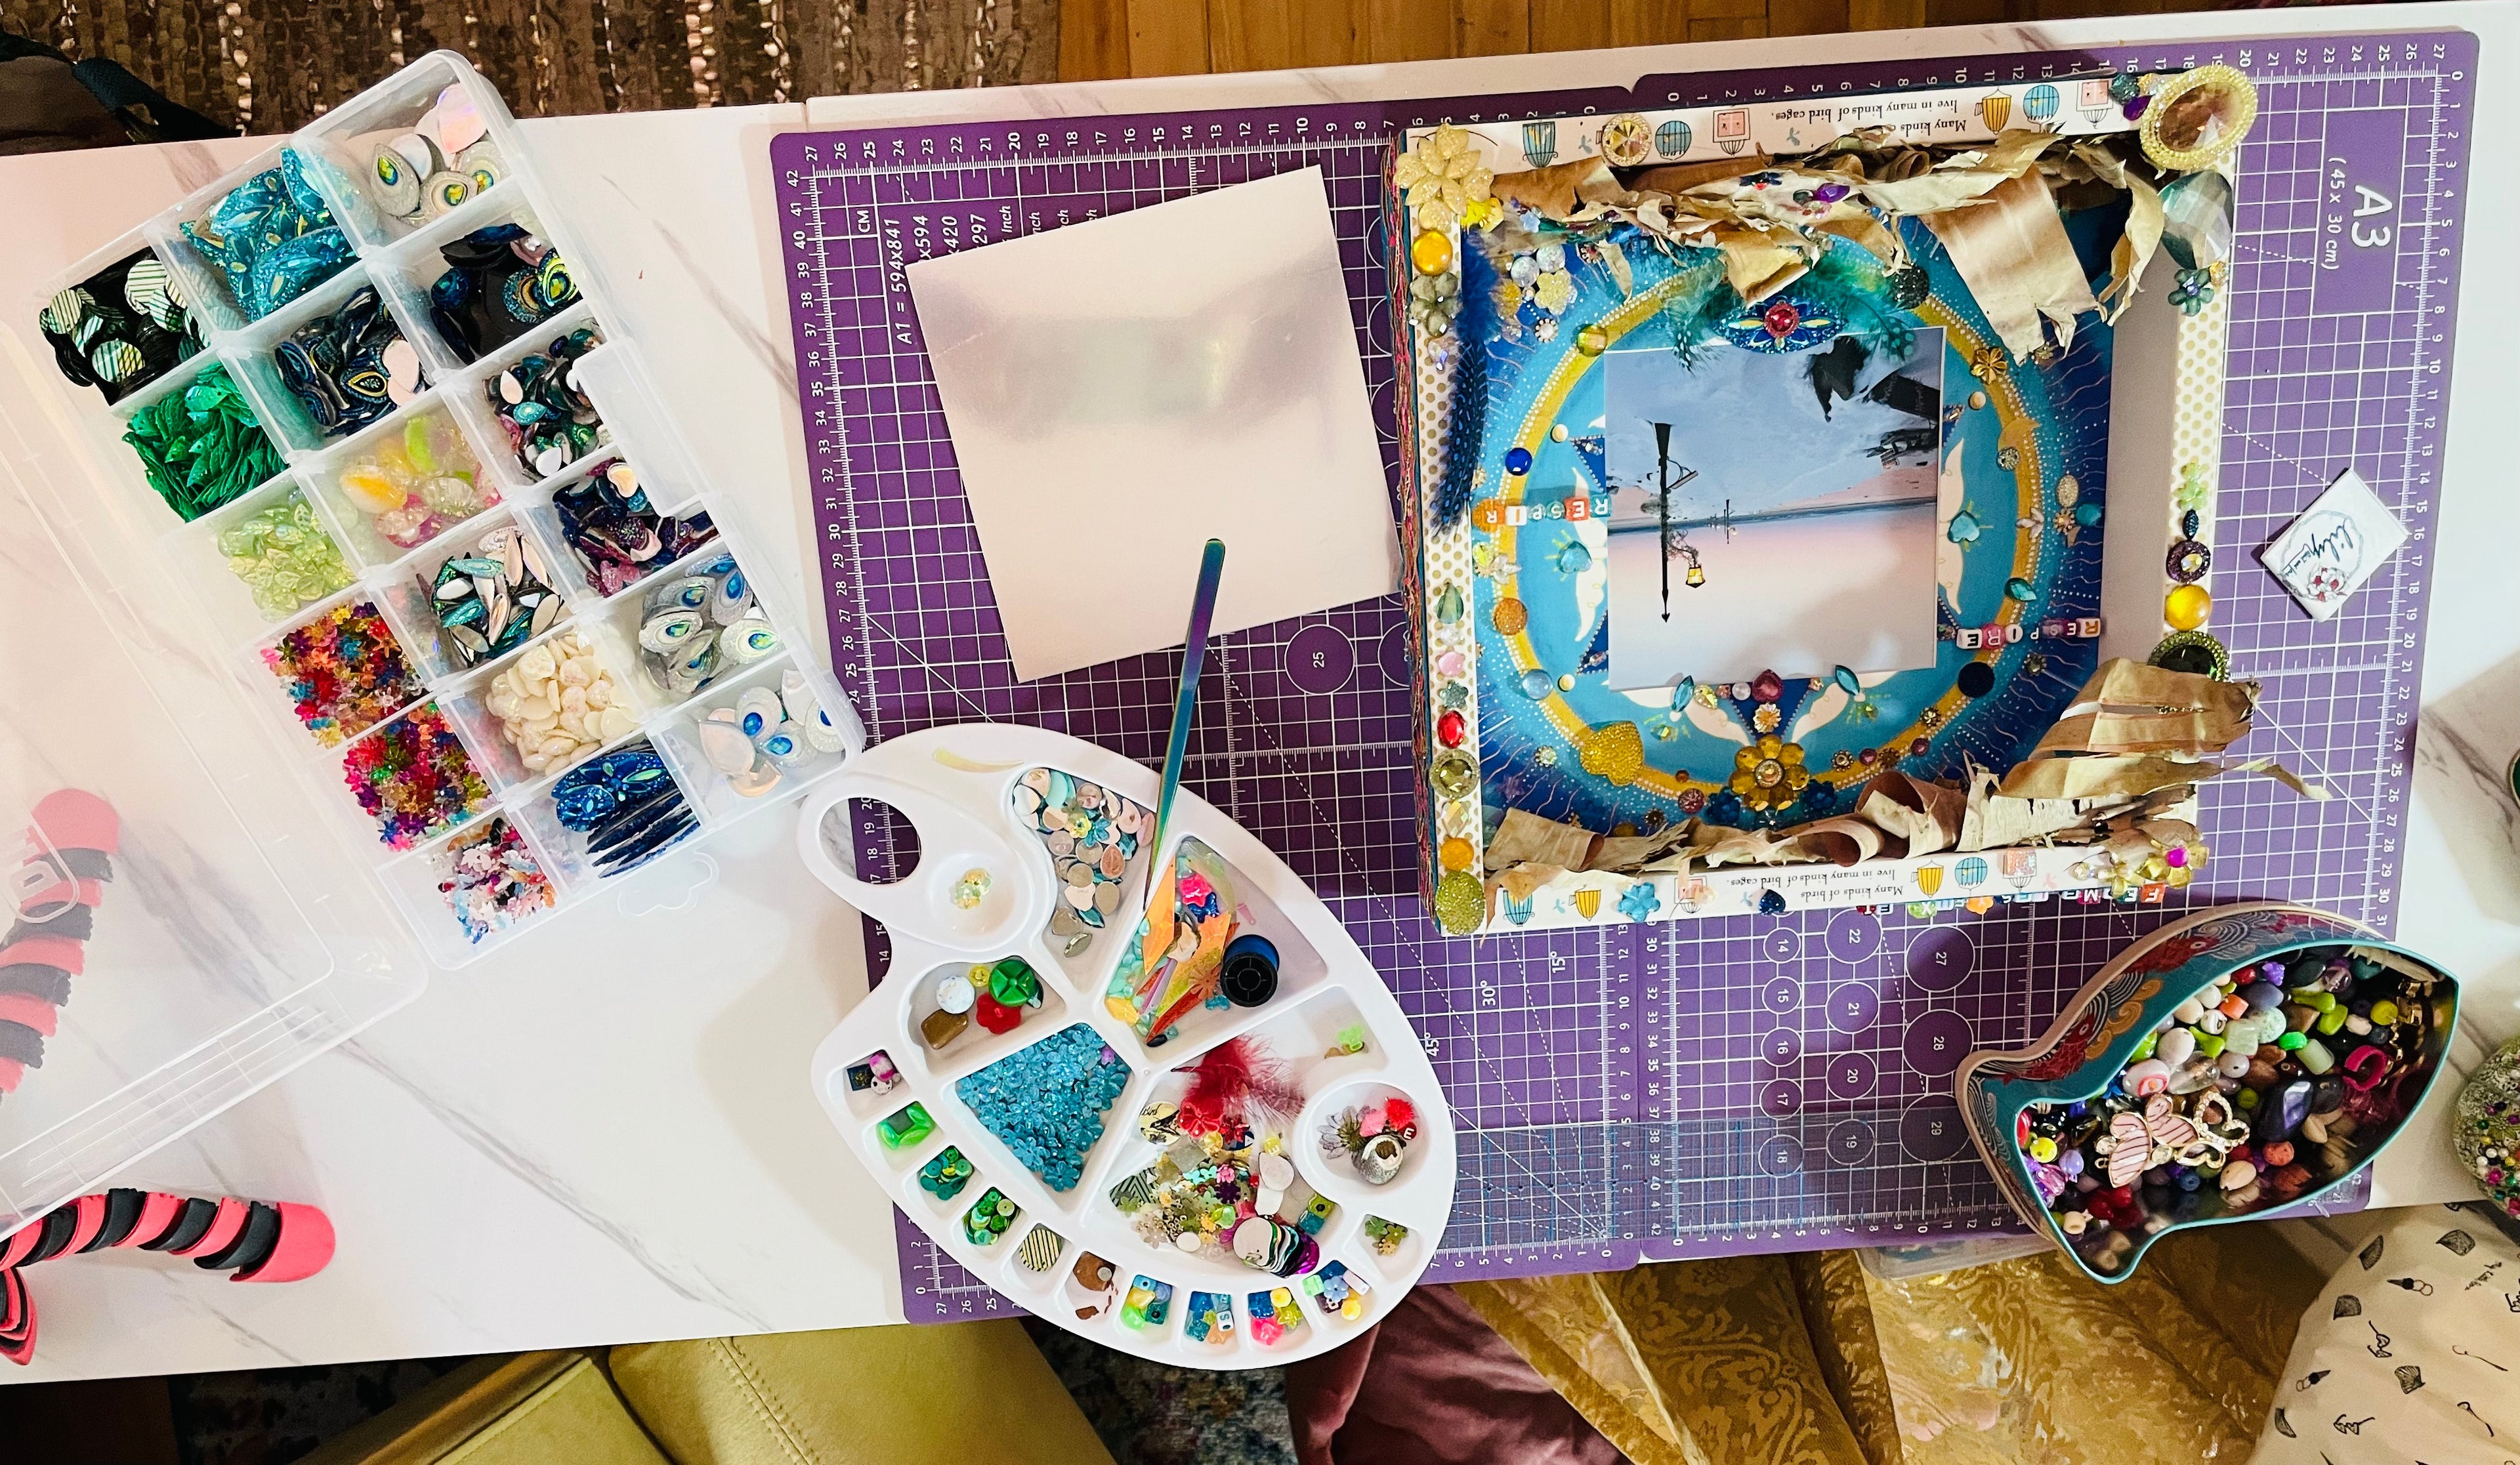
1175,1036 -> 1303,1138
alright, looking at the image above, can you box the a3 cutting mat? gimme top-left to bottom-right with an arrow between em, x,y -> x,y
770,32 -> 2476,1319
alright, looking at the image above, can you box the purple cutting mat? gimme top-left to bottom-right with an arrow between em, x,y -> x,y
772,32 -> 2475,1320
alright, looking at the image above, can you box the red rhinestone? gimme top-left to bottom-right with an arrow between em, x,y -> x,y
1436,709 -> 1466,747
1761,300 -> 1801,340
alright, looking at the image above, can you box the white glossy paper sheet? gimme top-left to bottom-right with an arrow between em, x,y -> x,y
908,167 -> 1400,681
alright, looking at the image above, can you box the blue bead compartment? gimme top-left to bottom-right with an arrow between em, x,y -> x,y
956,1023 -> 1133,1192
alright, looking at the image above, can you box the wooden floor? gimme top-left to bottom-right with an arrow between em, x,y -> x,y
1060,0 -> 2221,80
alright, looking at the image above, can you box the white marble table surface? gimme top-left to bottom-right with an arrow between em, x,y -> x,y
1,0 -> 2514,1382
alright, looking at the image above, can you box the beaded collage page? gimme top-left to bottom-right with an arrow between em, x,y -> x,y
1400,144 -> 2112,934
769,33 -> 2470,1317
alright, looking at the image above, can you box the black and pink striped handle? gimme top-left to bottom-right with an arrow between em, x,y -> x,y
0,1187 -> 335,1363
1,789 -> 119,1100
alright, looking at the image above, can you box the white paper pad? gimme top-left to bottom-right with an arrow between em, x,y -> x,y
908,167 -> 1400,681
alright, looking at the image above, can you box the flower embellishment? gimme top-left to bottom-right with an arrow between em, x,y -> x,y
1396,126 -> 1495,234
1532,267 -> 1576,314
1751,703 -> 1781,733
1729,735 -> 1809,810
1618,881 -> 1661,922
2175,460 -> 2212,512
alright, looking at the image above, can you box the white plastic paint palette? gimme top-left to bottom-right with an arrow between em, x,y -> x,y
800,724 -> 1454,1368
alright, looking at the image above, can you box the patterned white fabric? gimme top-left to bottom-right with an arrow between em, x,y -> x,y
2252,1203 -> 2520,1464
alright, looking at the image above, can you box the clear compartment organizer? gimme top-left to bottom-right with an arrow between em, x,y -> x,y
0,341 -> 424,1235
12,50 -> 862,973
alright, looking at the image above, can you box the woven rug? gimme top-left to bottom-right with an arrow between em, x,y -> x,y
0,0 -> 1059,133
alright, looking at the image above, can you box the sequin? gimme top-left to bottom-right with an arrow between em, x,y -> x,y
184,150 -> 352,319
41,253 -> 201,404
123,364 -> 285,521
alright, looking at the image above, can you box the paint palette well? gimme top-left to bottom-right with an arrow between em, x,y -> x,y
800,723 -> 1454,1368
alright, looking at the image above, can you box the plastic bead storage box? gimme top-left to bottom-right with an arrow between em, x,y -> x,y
14,51 -> 861,968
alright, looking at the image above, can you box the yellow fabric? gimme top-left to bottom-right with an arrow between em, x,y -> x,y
1788,1252 -> 1904,1465
609,1321 -> 1116,1465
1463,1228 -> 2322,1465
1857,1237 -> 2292,1462
436,1357 -> 668,1465
295,1353 -> 593,1465
295,1353 -> 665,1465
1461,1258 -> 1886,1464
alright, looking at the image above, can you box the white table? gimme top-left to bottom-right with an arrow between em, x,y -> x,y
3,1 -> 2515,1381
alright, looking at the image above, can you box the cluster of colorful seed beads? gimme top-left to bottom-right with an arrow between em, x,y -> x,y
430,815 -> 555,943
2017,943 -> 2442,1274
343,703 -> 489,848
219,490 -> 353,619
123,365 -> 287,522
262,599 -> 423,747
2454,1035 -> 2520,1224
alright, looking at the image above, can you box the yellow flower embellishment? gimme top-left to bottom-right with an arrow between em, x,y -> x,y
1533,268 -> 1576,314
1750,703 -> 1780,733
1396,125 -> 1494,234
1729,735 -> 1809,810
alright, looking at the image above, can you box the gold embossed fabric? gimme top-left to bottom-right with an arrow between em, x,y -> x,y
1460,1226 -> 2323,1465
0,0 -> 1059,134
1857,1229 -> 2306,1463
1461,1258 -> 1889,1464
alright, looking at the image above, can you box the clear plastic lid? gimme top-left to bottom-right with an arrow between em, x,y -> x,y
0,328 -> 425,1234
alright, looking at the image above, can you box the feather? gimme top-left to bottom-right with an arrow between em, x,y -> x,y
1175,1035 -> 1304,1138
1433,342 -> 1485,529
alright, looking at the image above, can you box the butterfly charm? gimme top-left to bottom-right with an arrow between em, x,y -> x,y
2107,1112 -> 2151,1187
2143,1095 -> 2198,1152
